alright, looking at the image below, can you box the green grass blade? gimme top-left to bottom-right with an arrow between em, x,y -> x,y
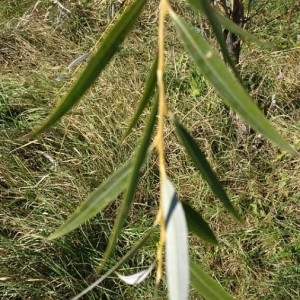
123,55 -> 158,139
190,260 -> 233,300
183,202 -> 218,245
97,97 -> 158,273
47,160 -> 133,240
26,0 -> 147,139
72,227 -> 156,300
175,120 -> 240,221
170,14 -> 296,155
163,178 -> 189,300
187,0 -> 240,79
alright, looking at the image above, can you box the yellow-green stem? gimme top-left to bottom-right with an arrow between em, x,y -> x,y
155,0 -> 170,284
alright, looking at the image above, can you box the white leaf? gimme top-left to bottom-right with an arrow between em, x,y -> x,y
55,74 -> 70,81
116,263 -> 154,285
162,178 -> 189,300
67,53 -> 89,69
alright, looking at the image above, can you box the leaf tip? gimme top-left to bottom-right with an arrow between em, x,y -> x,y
211,236 -> 219,245
18,133 -> 35,142
290,148 -> 300,157
231,209 -> 243,223
46,232 -> 59,241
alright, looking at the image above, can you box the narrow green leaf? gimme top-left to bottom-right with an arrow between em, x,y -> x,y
98,97 -> 158,273
72,227 -> 156,300
170,14 -> 296,155
183,202 -> 217,245
163,178 -> 189,300
214,11 -> 268,48
25,0 -> 147,139
47,160 -> 133,240
188,0 -> 268,49
190,260 -> 233,300
175,120 -> 240,221
123,55 -> 158,139
187,0 -> 240,79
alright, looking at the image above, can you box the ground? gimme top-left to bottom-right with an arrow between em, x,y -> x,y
0,1 -> 299,299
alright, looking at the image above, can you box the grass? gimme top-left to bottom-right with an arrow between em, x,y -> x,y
0,0 -> 299,299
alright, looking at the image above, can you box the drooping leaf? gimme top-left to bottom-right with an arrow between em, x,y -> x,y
214,11 -> 267,48
174,120 -> 240,220
72,227 -> 156,300
24,0 -> 147,139
163,178 -> 189,300
47,160 -> 133,240
187,0 -> 240,79
116,262 -> 155,285
190,261 -> 233,300
123,55 -> 158,139
188,0 -> 268,48
97,97 -> 158,273
175,120 -> 240,221
170,13 -> 296,155
183,202 -> 217,244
